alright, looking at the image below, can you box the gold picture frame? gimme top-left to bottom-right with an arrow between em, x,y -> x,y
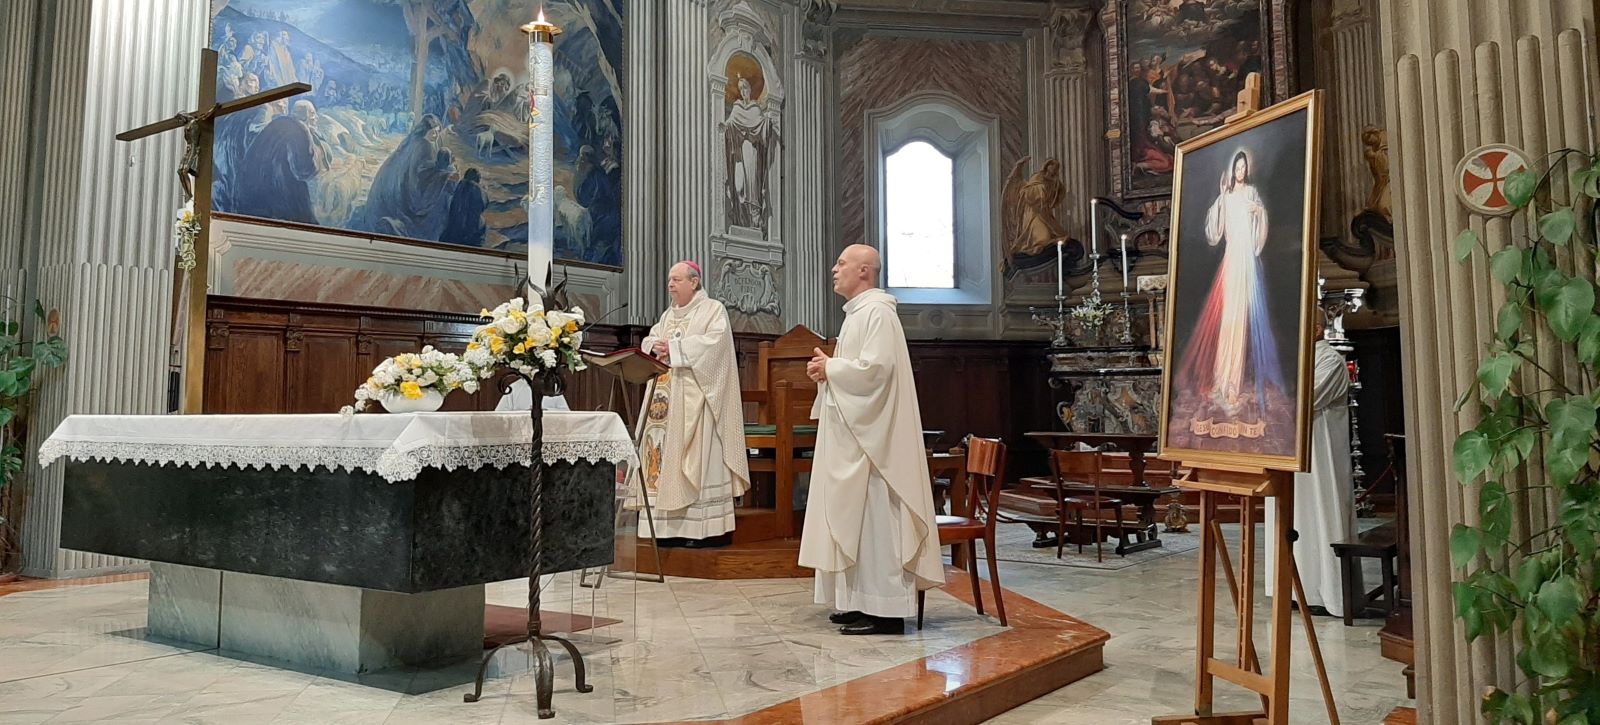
1156,89 -> 1324,473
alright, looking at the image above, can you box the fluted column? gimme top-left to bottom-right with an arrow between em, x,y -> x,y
786,3 -> 833,332
624,0 -> 661,323
0,0 -> 39,274
1317,0 -> 1385,240
19,0 -> 206,577
1378,2 -> 1597,722
1038,2 -> 1094,241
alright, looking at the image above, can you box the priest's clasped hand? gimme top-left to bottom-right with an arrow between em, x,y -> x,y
807,347 -> 830,382
652,339 -> 670,362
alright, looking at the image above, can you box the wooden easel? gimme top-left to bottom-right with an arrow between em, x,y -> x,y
1152,74 -> 1338,725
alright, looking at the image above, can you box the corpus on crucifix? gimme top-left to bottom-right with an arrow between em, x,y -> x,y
116,48 -> 308,414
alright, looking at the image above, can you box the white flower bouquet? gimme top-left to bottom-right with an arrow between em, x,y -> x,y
1069,290 -> 1113,328
464,296 -> 588,380
344,346 -> 479,415
173,201 -> 200,273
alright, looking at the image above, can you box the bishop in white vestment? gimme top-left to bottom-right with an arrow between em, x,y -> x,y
800,245 -> 943,635
1266,334 -> 1355,616
636,261 -> 750,546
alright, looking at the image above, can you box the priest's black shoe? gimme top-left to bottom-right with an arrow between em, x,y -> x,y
681,533 -> 733,549
839,616 -> 904,635
828,610 -> 866,625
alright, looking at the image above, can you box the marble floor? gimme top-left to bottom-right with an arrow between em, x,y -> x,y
0,524 -> 1410,724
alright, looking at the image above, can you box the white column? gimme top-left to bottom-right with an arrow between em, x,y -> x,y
20,0 -> 206,578
623,0 -> 660,323
1039,3 -> 1095,242
0,0 -> 39,273
786,3 -> 833,332
1317,0 -> 1385,240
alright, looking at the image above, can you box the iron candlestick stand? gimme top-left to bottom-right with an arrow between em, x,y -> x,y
464,371 -> 593,718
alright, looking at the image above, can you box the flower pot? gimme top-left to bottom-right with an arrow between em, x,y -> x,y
381,389 -> 445,413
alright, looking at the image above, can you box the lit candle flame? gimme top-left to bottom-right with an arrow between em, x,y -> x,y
537,8 -> 545,23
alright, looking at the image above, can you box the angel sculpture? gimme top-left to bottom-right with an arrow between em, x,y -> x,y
1001,156 -> 1069,258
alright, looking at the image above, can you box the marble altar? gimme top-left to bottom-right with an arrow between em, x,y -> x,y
37,412 -> 637,675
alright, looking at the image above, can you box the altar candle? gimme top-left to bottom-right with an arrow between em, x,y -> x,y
522,11 -> 561,291
1055,240 -> 1064,298
1120,233 -> 1130,289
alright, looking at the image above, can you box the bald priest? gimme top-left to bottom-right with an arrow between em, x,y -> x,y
800,245 -> 943,635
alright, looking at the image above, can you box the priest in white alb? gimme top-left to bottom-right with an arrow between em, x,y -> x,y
1266,317 -> 1355,617
800,244 -> 943,635
635,261 -> 750,548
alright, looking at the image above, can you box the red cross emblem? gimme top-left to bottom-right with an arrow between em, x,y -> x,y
1455,144 -> 1531,215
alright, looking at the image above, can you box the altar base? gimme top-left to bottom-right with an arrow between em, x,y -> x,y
148,563 -> 485,674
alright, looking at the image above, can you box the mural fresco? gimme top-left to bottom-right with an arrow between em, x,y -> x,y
209,0 -> 624,267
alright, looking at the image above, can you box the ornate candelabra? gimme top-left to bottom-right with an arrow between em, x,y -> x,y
1031,295 -> 1070,348
1319,282 -> 1369,514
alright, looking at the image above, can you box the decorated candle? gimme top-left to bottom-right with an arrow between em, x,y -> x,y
522,12 -> 561,291
1056,240 -> 1064,298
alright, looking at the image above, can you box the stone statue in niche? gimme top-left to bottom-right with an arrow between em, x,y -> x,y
720,56 -> 781,238
1320,126 -> 1395,274
1001,156 -> 1069,258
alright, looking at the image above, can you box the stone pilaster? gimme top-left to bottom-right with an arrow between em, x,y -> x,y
1038,2 -> 1095,241
21,0 -> 207,577
784,0 -> 834,333
624,0 -> 663,323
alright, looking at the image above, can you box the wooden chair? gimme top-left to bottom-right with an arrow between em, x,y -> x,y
918,436 -> 1008,629
742,326 -> 834,539
1052,450 -> 1130,563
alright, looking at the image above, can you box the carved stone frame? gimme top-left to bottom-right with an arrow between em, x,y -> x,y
1103,0 -> 1295,201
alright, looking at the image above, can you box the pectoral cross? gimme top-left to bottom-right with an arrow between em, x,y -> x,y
117,48 -> 308,414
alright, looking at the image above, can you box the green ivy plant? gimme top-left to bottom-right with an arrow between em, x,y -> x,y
1450,150 -> 1600,725
0,301 -> 67,573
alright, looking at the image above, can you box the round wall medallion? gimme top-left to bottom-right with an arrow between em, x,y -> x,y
1454,143 -> 1532,215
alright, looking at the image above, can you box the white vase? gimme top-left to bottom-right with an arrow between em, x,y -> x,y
381,389 -> 445,413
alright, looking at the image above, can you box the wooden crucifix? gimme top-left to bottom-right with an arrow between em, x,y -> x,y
117,48 -> 308,414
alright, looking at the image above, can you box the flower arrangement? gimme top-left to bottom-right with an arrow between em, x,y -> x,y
463,296 -> 587,379
173,201 -> 199,273
1069,290 -> 1114,328
344,346 -> 478,414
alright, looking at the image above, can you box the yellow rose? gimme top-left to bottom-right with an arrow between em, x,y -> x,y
512,340 -> 528,355
489,336 -> 506,355
479,308 -> 492,318
399,381 -> 423,399
563,320 -> 578,334
467,341 -> 480,351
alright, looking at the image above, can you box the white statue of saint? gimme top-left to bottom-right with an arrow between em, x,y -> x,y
721,74 -> 778,235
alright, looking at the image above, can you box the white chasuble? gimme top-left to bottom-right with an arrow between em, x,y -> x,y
799,289 -> 943,617
636,291 -> 750,539
1266,340 -> 1355,616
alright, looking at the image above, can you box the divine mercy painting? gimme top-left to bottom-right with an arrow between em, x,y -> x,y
1120,0 -> 1270,198
1159,91 -> 1322,471
207,0 -> 624,268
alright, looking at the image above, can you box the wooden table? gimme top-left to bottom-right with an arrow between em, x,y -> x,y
1024,431 -> 1159,487
1007,479 -> 1180,555
928,451 -> 968,569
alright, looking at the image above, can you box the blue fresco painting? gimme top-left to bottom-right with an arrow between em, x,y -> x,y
209,0 -> 624,268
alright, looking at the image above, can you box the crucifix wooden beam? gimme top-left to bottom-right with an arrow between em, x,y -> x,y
117,48 -> 308,414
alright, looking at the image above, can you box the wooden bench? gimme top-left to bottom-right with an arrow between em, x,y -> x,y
1330,520 -> 1401,626
741,326 -> 833,540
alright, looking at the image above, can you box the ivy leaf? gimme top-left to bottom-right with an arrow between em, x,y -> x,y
1535,576 -> 1583,626
1548,443 -> 1589,489
1529,630 -> 1573,678
1506,426 -> 1537,467
1504,693 -> 1538,724
1454,385 -> 1477,413
1454,430 -> 1494,483
31,336 -> 66,369
1497,301 -> 1524,342
1514,556 -> 1546,600
1452,580 -> 1478,617
1538,207 -> 1578,245
1546,397 -> 1598,447
1451,524 -> 1483,567
1504,169 -> 1538,209
1580,316 -> 1600,367
1454,228 -> 1481,263
1567,521 -> 1598,558
1479,482 -> 1512,544
1541,278 -> 1596,342
1476,352 -> 1520,398
1462,604 -> 1486,641
0,370 -> 16,398
0,407 -> 12,429
1491,247 -> 1524,283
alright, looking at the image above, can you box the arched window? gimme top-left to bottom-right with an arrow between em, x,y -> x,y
869,94 -> 995,306
883,141 -> 955,288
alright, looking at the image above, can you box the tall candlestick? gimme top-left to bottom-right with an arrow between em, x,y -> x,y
1119,233 -> 1130,289
522,12 -> 561,292
1056,240 -> 1064,298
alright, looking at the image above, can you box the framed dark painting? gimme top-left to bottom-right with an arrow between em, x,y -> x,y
1158,90 -> 1323,472
1115,0 -> 1277,200
207,0 -> 624,268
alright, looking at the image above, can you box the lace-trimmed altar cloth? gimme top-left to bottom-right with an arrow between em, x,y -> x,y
38,411 -> 637,483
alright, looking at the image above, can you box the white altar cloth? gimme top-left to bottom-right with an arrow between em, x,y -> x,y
38,411 -> 636,483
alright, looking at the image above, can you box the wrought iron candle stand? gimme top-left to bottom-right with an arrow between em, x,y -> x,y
1031,295 -> 1070,348
462,370 -> 593,718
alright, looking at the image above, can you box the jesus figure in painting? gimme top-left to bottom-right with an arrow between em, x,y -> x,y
1180,149 -> 1284,425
